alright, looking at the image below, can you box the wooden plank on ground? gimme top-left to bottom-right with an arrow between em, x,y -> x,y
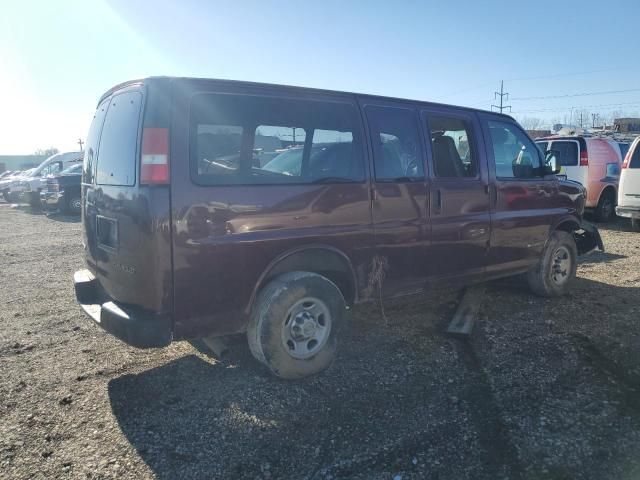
446,285 -> 485,337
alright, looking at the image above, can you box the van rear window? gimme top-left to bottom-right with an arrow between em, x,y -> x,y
83,99 -> 110,184
550,141 -> 578,167
96,91 -> 142,186
190,93 -> 365,185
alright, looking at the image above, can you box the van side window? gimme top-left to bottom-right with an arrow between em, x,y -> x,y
96,91 -> 142,186
190,94 -> 364,185
426,115 -> 477,178
366,106 -> 424,181
83,99 -> 110,184
488,121 -> 542,179
197,125 -> 243,175
255,125 -> 306,176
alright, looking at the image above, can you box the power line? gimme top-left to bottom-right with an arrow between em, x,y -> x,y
491,80 -> 511,113
440,66 -> 628,97
511,88 -> 640,101
511,100 -> 640,114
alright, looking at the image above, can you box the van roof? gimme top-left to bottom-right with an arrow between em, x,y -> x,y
98,76 -> 516,123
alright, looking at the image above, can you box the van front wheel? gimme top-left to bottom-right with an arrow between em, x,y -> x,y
527,231 -> 577,297
247,271 -> 345,379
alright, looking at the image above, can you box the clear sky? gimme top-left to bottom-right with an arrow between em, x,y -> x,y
1,0 -> 639,154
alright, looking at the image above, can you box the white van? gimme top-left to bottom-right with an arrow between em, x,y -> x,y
617,136 -> 640,231
535,135 -> 622,222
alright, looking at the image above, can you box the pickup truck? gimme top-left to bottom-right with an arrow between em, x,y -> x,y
40,163 -> 82,214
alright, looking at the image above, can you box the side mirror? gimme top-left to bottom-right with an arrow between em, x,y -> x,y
544,150 -> 561,175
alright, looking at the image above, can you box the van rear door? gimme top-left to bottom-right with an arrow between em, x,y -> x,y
549,139 -> 587,187
82,82 -> 173,315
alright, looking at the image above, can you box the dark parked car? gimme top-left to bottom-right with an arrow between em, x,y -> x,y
40,163 -> 83,214
74,77 -> 603,379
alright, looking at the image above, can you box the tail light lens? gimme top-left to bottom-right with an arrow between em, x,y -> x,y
141,128 -> 169,184
622,150 -> 631,169
579,149 -> 588,166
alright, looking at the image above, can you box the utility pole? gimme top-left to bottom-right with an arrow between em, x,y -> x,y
579,113 -> 583,128
77,138 -> 84,151
491,80 -> 511,114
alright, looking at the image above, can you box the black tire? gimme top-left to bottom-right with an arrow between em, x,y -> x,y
64,195 -> 82,215
632,218 -> 640,232
29,192 -> 41,209
247,271 -> 346,379
527,231 -> 577,297
594,190 -> 615,223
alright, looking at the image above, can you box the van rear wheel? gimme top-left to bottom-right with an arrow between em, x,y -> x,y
247,271 -> 345,379
595,190 -> 615,223
527,231 -> 577,297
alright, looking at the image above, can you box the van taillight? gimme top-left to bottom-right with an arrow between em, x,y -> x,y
622,150 -> 631,169
579,149 -> 588,166
141,128 -> 169,184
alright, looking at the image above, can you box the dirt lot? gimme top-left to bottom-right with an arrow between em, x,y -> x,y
0,202 -> 639,480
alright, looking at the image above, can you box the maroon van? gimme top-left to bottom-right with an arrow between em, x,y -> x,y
74,77 -> 603,378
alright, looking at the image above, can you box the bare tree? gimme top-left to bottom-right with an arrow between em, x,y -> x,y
573,109 -> 591,128
34,147 -> 59,157
518,117 -> 543,130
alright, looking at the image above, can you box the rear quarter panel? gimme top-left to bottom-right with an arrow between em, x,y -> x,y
168,79 -> 374,339
586,139 -> 620,207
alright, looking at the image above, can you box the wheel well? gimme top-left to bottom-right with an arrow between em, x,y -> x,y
599,185 -> 616,204
251,247 -> 357,309
555,220 -> 580,233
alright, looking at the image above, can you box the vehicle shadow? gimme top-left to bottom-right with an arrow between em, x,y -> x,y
9,204 -> 47,215
7,204 -> 80,222
44,211 -> 80,223
107,279 -> 640,480
578,251 -> 626,264
591,215 -> 636,233
106,289 -> 524,480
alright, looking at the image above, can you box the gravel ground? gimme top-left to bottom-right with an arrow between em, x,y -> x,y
1,202 -> 639,480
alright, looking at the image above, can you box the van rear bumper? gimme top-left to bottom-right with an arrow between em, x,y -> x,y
616,206 -> 640,219
74,269 -> 172,348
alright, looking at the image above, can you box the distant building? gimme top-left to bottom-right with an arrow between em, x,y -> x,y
0,155 -> 47,172
526,129 -> 552,139
614,118 -> 640,133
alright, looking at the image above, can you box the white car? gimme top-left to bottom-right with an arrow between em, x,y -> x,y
11,152 -> 83,206
616,136 -> 640,231
0,169 -> 35,202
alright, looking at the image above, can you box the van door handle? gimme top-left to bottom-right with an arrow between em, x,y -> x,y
435,189 -> 442,212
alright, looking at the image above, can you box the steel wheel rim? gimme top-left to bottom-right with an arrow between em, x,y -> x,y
550,246 -> 572,285
70,198 -> 81,211
281,297 -> 331,359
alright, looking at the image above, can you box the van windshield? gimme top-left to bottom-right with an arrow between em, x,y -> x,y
32,155 -> 61,176
61,163 -> 82,174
